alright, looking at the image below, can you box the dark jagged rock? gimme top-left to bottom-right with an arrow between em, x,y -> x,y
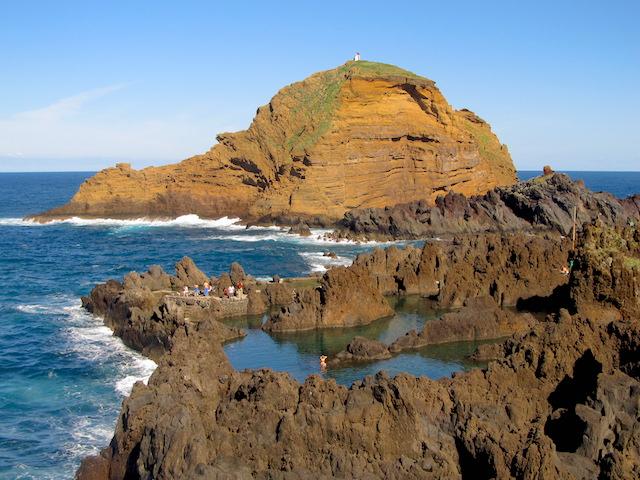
263,265 -> 393,332
75,224 -> 640,479
328,336 -> 392,366
171,256 -> 210,289
288,222 -> 312,237
81,259 -> 290,359
335,173 -> 639,240
261,282 -> 294,306
77,304 -> 640,479
229,261 -> 246,285
390,297 -> 535,352
569,223 -> 640,319
353,232 -> 570,308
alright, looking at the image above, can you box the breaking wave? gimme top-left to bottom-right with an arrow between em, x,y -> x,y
298,251 -> 354,273
0,214 -> 244,230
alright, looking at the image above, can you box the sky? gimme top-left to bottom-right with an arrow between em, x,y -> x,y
0,1 -> 638,172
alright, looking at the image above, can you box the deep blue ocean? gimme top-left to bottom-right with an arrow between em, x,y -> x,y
0,170 -> 638,479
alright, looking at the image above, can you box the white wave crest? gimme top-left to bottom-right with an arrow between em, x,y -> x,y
63,306 -> 157,390
0,214 -> 244,230
55,301 -> 157,397
205,227 -> 391,246
298,251 -> 353,273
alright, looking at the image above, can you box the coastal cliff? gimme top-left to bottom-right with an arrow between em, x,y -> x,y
33,61 -> 515,222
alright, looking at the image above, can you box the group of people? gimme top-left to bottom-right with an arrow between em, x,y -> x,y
181,280 -> 245,298
181,281 -> 213,297
223,281 -> 244,298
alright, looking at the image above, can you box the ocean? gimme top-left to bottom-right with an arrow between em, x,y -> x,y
0,170 -> 637,479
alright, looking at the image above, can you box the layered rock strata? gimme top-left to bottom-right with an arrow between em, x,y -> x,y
33,61 -> 515,222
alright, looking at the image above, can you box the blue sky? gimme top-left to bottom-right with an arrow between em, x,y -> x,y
0,1 -> 638,172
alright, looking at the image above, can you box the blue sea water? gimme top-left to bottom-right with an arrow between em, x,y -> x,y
0,170 -> 637,479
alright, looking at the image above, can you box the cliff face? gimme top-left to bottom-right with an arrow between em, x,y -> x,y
36,61 -> 515,221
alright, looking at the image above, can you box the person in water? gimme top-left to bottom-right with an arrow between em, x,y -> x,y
320,355 -> 328,370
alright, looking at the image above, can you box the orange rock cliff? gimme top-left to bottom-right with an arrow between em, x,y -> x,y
34,61 -> 516,222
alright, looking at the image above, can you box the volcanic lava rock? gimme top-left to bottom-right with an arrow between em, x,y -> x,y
335,173 -> 639,240
77,307 -> 640,479
328,336 -> 392,366
77,225 -> 640,479
264,265 -> 394,332
569,223 -> 640,319
353,232 -> 570,308
32,61 -> 515,223
390,297 -> 536,351
288,222 -> 312,236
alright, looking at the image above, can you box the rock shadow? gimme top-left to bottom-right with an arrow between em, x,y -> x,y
544,349 -> 602,452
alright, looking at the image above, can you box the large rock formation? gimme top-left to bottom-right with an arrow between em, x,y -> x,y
334,173 -> 640,240
263,264 -> 394,332
77,308 -> 640,479
33,61 -> 515,222
75,224 -> 640,479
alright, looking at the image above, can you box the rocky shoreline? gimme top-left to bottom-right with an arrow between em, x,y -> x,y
73,216 -> 640,479
331,172 -> 640,241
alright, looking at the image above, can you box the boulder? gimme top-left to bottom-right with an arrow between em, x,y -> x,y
328,336 -> 391,366
264,265 -> 393,332
171,257 -> 209,288
229,262 -> 246,285
288,222 -> 312,237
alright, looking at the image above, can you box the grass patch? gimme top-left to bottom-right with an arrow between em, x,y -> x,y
623,256 -> 640,270
345,60 -> 423,80
283,277 -> 322,290
281,61 -> 430,155
458,115 -> 509,168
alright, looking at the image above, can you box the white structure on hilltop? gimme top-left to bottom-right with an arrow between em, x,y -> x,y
354,52 -> 361,61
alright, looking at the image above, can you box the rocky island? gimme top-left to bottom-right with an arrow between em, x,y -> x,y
31,61 -> 514,224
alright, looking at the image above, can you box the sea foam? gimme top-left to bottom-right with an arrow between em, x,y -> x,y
298,251 -> 353,273
0,214 -> 244,230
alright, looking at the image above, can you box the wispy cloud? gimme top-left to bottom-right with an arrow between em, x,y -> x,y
0,83 -> 243,170
14,84 -> 127,122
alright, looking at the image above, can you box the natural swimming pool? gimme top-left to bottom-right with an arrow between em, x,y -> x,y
222,295 -> 493,386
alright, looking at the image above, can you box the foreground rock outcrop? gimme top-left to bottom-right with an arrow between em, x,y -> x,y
75,224 -> 640,479
334,172 -> 640,240
78,308 -> 640,479
33,61 -> 515,223
82,258 -> 293,360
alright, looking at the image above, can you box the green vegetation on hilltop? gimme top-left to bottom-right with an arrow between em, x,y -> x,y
344,60 -> 423,80
283,61 -> 429,154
